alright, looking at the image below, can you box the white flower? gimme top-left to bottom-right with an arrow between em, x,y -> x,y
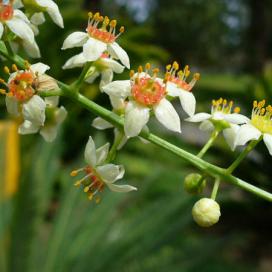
63,52 -> 124,88
165,62 -> 199,117
62,12 -> 130,68
102,64 -> 181,137
186,98 -> 249,149
0,2 -> 40,57
21,0 -> 64,28
71,136 -> 137,201
232,100 -> 272,155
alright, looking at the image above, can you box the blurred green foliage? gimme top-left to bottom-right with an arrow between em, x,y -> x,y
1,0 -> 272,271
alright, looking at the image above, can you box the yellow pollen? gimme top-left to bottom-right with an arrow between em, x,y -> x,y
145,63 -> 151,70
138,65 -> 143,73
70,170 -> 78,177
119,26 -> 125,33
12,64 -> 18,72
193,73 -> 200,80
129,70 -> 135,78
74,180 -> 82,187
88,12 -> 93,18
94,12 -> 100,20
4,66 -> 10,74
110,19 -> 117,27
166,64 -> 171,71
234,107 -> 240,113
84,186 -> 89,193
173,61 -> 179,70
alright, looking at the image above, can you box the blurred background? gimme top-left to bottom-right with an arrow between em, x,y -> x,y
1,0 -> 272,271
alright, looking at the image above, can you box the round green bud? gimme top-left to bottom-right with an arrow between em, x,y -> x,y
192,198 -> 221,227
184,173 -> 206,194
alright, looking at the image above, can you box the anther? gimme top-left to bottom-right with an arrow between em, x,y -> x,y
88,12 -> 93,18
173,61 -> 179,70
138,65 -> 143,73
12,64 -> 18,72
110,19 -> 117,28
119,26 -> 125,33
129,70 -> 135,78
166,64 -> 171,71
70,170 -> 79,177
4,66 -> 10,74
0,89 -> 7,95
234,107 -> 240,113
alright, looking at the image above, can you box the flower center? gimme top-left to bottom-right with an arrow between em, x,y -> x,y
165,61 -> 200,91
130,64 -> 166,106
0,3 -> 14,22
71,166 -> 105,203
86,12 -> 124,44
251,100 -> 272,135
8,71 -> 35,102
211,98 -> 240,115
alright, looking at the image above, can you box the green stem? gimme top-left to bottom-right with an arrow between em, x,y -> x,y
197,130 -> 220,158
4,41 -> 14,57
105,130 -> 124,163
1,45 -> 272,202
227,137 -> 262,174
211,177 -> 220,200
73,62 -> 93,89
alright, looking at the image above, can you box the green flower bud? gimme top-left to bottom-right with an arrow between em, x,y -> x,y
184,173 -> 206,194
192,198 -> 221,227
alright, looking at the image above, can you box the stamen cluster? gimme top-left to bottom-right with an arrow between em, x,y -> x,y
251,100 -> 272,134
86,12 -> 124,44
211,98 -> 240,114
0,2 -> 13,22
130,63 -> 166,106
165,61 -> 200,91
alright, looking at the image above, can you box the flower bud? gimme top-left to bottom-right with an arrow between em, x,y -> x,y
192,198 -> 221,227
36,75 -> 59,92
184,173 -> 206,194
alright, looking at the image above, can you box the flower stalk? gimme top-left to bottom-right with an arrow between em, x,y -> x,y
197,129 -> 220,158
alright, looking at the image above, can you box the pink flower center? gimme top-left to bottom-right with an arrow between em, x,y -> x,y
0,3 -> 13,21
8,71 -> 35,102
86,12 -> 124,44
132,77 -> 166,106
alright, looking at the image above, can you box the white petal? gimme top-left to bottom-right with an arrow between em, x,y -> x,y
92,117 -> 113,130
166,82 -> 180,97
40,125 -> 58,142
62,53 -> 87,69
102,80 -> 131,98
18,120 -> 40,134
36,0 -> 64,28
85,71 -> 100,84
96,143 -> 110,165
55,106 -> 67,124
45,96 -> 59,107
5,96 -> 19,116
199,120 -> 214,131
263,134 -> 272,156
178,90 -> 196,117
22,95 -> 46,125
13,9 -> 30,23
223,124 -> 240,151
62,32 -> 88,50
22,40 -> 41,58
6,18 -> 34,43
109,96 -> 125,110
31,62 -> 50,75
114,128 -> 128,150
30,12 -> 46,25
96,164 -> 125,183
13,0 -> 24,9
83,37 -> 107,61
235,123 -> 262,147
186,112 -> 211,122
101,58 -> 124,73
124,101 -> 150,137
84,136 -> 97,166
107,183 -> 137,193
108,42 -> 130,68
154,98 -> 181,133
0,23 -> 3,39
224,113 -> 249,125
100,70 -> 113,88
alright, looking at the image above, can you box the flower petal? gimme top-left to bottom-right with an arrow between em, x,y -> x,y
84,136 -> 97,166
45,96 -> 59,107
166,82 -> 180,97
0,23 -> 3,39
124,101 -> 150,137
6,17 -> 34,43
22,40 -> 41,58
101,58 -> 124,73
62,53 -> 87,69
83,37 -> 106,61
85,71 -> 100,84
30,12 -> 46,25
22,95 -> 46,125
13,9 -> 30,23
100,69 -> 113,88
62,32 -> 89,50
263,134 -> 272,156
55,106 -> 67,124
5,96 -> 19,116
40,125 -> 58,142
154,98 -> 181,133
102,80 -> 131,98
92,117 -> 113,130
36,0 -> 64,28
178,90 -> 196,117
96,143 -> 110,165
96,164 -> 125,183
18,120 -> 40,134
109,96 -> 125,110
199,120 -> 214,131
186,112 -> 211,123
223,124 -> 240,151
235,123 -> 262,147
107,183 -> 137,193
31,62 -> 50,75
108,42 -> 130,68
224,113 -> 249,125
13,0 -> 24,8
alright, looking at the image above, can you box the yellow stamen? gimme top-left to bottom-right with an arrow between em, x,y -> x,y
234,107 -> 240,113
70,170 -> 79,177
4,66 -> 10,74
119,26 -> 125,33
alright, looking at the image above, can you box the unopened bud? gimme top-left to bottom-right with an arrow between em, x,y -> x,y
192,198 -> 221,227
184,173 -> 206,194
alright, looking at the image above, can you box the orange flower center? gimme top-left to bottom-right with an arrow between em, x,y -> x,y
8,71 -> 35,102
132,77 -> 166,106
0,4 -> 13,22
